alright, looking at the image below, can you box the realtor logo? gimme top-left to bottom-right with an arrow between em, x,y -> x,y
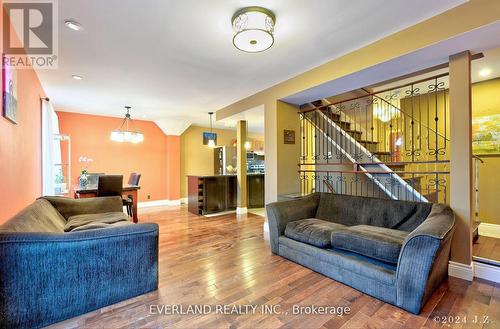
2,0 -> 58,68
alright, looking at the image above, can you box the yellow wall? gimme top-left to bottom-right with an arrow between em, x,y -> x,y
277,102 -> 302,196
181,125 -> 235,198
180,125 -> 263,198
472,78 -> 500,224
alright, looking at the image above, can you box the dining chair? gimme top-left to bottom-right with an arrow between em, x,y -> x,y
96,175 -> 123,197
87,173 -> 105,186
123,173 -> 141,218
128,173 -> 141,186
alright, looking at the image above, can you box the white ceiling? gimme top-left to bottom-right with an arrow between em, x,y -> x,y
37,0 -> 467,135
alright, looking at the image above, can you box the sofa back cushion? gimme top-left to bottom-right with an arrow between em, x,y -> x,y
0,198 -> 66,233
315,193 -> 432,231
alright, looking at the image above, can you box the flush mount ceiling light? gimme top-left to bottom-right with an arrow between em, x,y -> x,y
232,6 -> 275,53
71,74 -> 83,80
479,68 -> 492,77
110,106 -> 144,143
64,19 -> 83,31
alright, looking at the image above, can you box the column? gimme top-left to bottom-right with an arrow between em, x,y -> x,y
237,120 -> 248,214
449,51 -> 473,275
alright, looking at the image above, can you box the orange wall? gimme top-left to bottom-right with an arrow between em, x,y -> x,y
0,1 -> 47,223
57,111 -> 180,203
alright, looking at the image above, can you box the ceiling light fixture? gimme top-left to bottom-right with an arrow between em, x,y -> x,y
64,19 -> 83,31
479,68 -> 492,77
207,112 -> 216,148
110,106 -> 144,143
72,74 -> 83,80
232,6 -> 275,53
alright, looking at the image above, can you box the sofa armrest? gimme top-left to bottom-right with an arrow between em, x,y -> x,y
395,204 -> 455,314
266,193 -> 320,253
0,223 -> 158,329
42,196 -> 124,220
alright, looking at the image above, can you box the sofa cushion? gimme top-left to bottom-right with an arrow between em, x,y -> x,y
285,218 -> 346,248
331,225 -> 409,264
65,212 -> 129,232
70,220 -> 131,232
315,193 -> 432,231
0,198 -> 66,233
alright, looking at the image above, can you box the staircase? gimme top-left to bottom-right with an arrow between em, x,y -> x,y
298,74 -> 452,204
303,105 -> 427,202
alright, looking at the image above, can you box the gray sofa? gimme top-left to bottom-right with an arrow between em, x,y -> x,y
0,196 -> 159,329
266,193 -> 455,314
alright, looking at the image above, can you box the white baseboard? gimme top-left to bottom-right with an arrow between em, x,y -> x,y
478,223 -> 500,238
448,261 -> 474,281
138,199 -> 180,208
236,207 -> 248,214
448,260 -> 500,283
180,197 -> 188,204
474,261 -> 500,283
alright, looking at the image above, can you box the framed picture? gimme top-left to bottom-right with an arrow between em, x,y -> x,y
284,129 -> 295,144
203,132 -> 217,145
2,54 -> 18,124
472,113 -> 500,155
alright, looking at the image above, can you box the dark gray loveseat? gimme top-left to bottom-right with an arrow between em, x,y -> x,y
0,196 -> 159,329
266,193 -> 455,314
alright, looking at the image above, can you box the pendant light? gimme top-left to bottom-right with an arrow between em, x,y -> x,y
110,106 -> 144,143
207,112 -> 216,148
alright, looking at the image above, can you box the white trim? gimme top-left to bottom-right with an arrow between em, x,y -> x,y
236,207 -> 248,214
263,221 -> 270,241
448,261 -> 474,281
138,199 -> 180,208
180,198 -> 188,204
478,223 -> 500,238
474,261 -> 500,283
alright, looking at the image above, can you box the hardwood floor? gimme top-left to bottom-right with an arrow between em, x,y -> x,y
47,206 -> 499,329
473,235 -> 500,262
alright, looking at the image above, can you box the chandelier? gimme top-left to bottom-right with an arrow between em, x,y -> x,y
232,7 -> 275,53
110,106 -> 144,143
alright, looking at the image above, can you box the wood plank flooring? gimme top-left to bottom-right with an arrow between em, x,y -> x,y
47,206 -> 499,329
473,235 -> 500,262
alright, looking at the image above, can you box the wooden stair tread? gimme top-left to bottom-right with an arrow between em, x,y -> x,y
344,129 -> 362,135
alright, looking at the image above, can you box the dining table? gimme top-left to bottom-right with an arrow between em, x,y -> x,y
73,184 -> 141,223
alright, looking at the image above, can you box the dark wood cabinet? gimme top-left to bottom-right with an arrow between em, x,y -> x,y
188,174 -> 264,215
247,175 -> 265,208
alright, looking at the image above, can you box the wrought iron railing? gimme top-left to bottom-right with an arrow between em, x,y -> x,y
299,74 -> 450,204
